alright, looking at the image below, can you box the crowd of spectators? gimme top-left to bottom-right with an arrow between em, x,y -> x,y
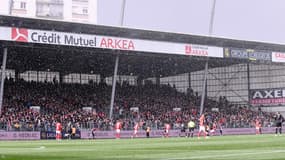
0,78 -> 275,132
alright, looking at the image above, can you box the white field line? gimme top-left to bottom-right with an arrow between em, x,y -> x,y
164,150 -> 285,160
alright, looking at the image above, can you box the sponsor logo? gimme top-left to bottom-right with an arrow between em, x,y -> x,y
247,49 -> 271,61
252,89 -> 285,99
30,31 -> 97,47
230,49 -> 248,59
30,32 -> 61,44
11,27 -> 28,42
226,48 -> 271,61
250,88 -> 285,105
0,132 -> 40,140
99,37 -> 135,50
272,52 -> 285,62
224,48 -> 230,57
5,26 -> 224,58
185,45 -> 208,56
251,98 -> 285,105
274,52 -> 285,59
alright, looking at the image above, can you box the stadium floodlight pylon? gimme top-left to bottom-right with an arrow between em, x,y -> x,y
109,0 -> 127,119
0,47 -> 7,115
199,0 -> 217,115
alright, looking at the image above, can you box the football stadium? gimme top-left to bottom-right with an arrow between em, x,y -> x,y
1,13 -> 285,159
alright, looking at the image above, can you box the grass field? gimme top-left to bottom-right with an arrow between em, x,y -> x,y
0,135 -> 285,160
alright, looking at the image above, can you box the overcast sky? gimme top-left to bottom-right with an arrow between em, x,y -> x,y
98,0 -> 285,44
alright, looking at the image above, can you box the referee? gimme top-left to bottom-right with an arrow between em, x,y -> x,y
187,119 -> 195,138
274,112 -> 284,136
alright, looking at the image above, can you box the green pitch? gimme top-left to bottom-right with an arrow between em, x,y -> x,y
0,135 -> 285,160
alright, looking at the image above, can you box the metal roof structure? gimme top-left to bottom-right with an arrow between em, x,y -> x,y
0,15 -> 282,78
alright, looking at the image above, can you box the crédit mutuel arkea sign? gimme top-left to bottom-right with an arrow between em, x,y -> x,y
250,88 -> 285,105
3,26 -> 285,63
0,26 -> 224,58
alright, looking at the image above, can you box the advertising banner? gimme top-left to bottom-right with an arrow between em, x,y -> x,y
0,131 -> 40,140
40,131 -> 81,139
80,128 -> 276,139
250,88 -> 285,105
80,130 -> 180,139
224,48 -> 248,59
0,127 -> 278,140
222,127 -> 274,135
272,52 -> 285,63
0,26 -> 223,58
247,49 -> 271,61
224,48 -> 272,61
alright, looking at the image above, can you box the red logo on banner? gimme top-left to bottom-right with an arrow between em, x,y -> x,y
11,28 -> 28,42
275,52 -> 285,59
185,45 -> 192,54
185,45 -> 208,56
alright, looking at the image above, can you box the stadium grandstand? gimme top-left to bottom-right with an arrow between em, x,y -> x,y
0,15 -> 285,138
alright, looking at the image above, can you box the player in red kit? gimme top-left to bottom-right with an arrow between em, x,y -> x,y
164,123 -> 171,138
255,118 -> 262,135
132,122 -> 140,138
198,114 -> 207,139
210,121 -> 217,136
56,121 -> 62,141
115,120 -> 122,139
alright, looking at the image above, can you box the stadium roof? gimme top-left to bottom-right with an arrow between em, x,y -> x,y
0,15 -> 284,78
